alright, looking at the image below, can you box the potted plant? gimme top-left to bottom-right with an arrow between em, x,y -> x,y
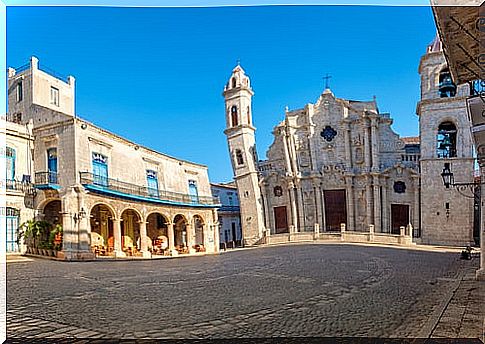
49,224 -> 63,257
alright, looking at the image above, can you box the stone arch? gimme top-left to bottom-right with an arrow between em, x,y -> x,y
42,199 -> 62,226
118,206 -> 143,222
120,208 -> 142,251
193,214 -> 205,247
146,211 -> 170,253
173,214 -> 188,248
90,203 -> 116,253
88,201 -> 117,220
436,120 -> 458,158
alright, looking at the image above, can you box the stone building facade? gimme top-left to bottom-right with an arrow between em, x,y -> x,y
2,120 -> 36,252
224,37 -> 475,247
6,57 -> 220,260
211,182 -> 242,248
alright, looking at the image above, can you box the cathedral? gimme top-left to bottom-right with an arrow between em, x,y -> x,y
224,36 -> 476,247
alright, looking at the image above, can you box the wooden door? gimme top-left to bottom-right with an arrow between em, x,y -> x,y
274,206 -> 288,234
391,204 -> 409,234
324,190 -> 347,231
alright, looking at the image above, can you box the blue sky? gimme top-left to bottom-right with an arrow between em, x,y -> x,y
6,5 -> 437,182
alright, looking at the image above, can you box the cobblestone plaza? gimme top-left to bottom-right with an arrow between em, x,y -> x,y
6,244 -> 484,340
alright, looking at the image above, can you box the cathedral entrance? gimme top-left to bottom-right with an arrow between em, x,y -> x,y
273,206 -> 288,234
324,190 -> 347,231
391,204 -> 409,235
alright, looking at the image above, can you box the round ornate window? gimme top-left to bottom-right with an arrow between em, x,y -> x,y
320,126 -> 337,142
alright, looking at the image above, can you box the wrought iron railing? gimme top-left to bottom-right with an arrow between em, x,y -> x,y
35,171 -> 58,185
219,205 -> 240,212
79,172 -> 219,206
2,179 -> 35,194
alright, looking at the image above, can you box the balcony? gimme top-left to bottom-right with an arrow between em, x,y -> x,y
2,179 -> 35,195
79,172 -> 220,208
34,171 -> 60,190
218,205 -> 240,213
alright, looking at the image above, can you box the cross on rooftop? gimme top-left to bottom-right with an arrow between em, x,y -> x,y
323,73 -> 332,89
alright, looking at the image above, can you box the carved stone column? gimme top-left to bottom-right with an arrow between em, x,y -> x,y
288,181 -> 298,231
186,222 -> 196,254
343,120 -> 352,170
381,177 -> 389,233
295,185 -> 304,232
345,175 -> 355,232
167,222 -> 177,255
314,182 -> 323,232
365,176 -> 373,230
412,175 -> 420,238
372,174 -> 381,233
363,120 -> 371,172
112,218 -> 124,257
370,116 -> 379,171
138,220 -> 150,258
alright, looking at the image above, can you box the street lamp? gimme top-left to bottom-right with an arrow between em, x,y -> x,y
73,207 -> 86,223
441,162 -> 454,189
440,162 -> 481,200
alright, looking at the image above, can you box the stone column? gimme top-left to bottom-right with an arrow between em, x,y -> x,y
343,120 -> 352,169
314,183 -> 323,233
370,116 -> 379,171
412,175 -> 420,238
295,186 -> 304,232
373,175 -> 381,233
365,176 -> 373,230
186,222 -> 196,254
288,183 -> 298,230
314,223 -> 320,240
76,191 -> 90,253
167,222 -> 177,255
345,176 -> 355,232
281,131 -> 293,174
381,177 -> 389,233
138,221 -> 150,258
262,183 -> 270,231
363,121 -> 371,172
112,218 -> 124,257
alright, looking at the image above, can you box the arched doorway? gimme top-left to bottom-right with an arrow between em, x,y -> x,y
120,209 -> 141,255
193,215 -> 206,252
146,212 -> 169,255
90,204 -> 115,255
43,200 -> 61,225
173,214 -> 187,252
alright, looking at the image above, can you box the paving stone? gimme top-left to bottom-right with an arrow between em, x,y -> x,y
5,244 -> 484,339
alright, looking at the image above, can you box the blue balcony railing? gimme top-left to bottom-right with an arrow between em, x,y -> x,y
35,171 -> 59,186
79,172 -> 219,207
2,179 -> 35,194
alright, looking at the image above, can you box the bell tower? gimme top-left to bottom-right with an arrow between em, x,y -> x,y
417,35 -> 475,246
223,64 -> 265,245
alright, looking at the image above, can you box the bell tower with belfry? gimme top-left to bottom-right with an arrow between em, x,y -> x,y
417,35 -> 475,246
223,64 -> 265,246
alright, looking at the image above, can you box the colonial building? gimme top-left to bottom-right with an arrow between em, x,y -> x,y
211,182 -> 242,248
224,37 -> 475,247
2,119 -> 35,252
6,56 -> 220,260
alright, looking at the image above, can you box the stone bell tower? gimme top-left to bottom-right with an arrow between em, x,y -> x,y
223,64 -> 265,245
417,35 -> 475,246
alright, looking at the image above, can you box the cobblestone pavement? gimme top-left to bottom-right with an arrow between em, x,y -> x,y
6,244 -> 484,339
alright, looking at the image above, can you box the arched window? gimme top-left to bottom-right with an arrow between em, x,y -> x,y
231,77 -> 237,88
438,68 -> 456,98
247,106 -> 251,125
231,106 -> 238,127
235,149 -> 244,165
437,121 -> 457,158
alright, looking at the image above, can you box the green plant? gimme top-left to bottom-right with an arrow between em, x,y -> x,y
18,220 -> 55,250
49,224 -> 63,251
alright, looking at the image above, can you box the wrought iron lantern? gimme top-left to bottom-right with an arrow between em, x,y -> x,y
441,163 -> 454,189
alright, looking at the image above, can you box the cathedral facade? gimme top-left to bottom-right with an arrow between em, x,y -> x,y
224,37 -> 476,247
